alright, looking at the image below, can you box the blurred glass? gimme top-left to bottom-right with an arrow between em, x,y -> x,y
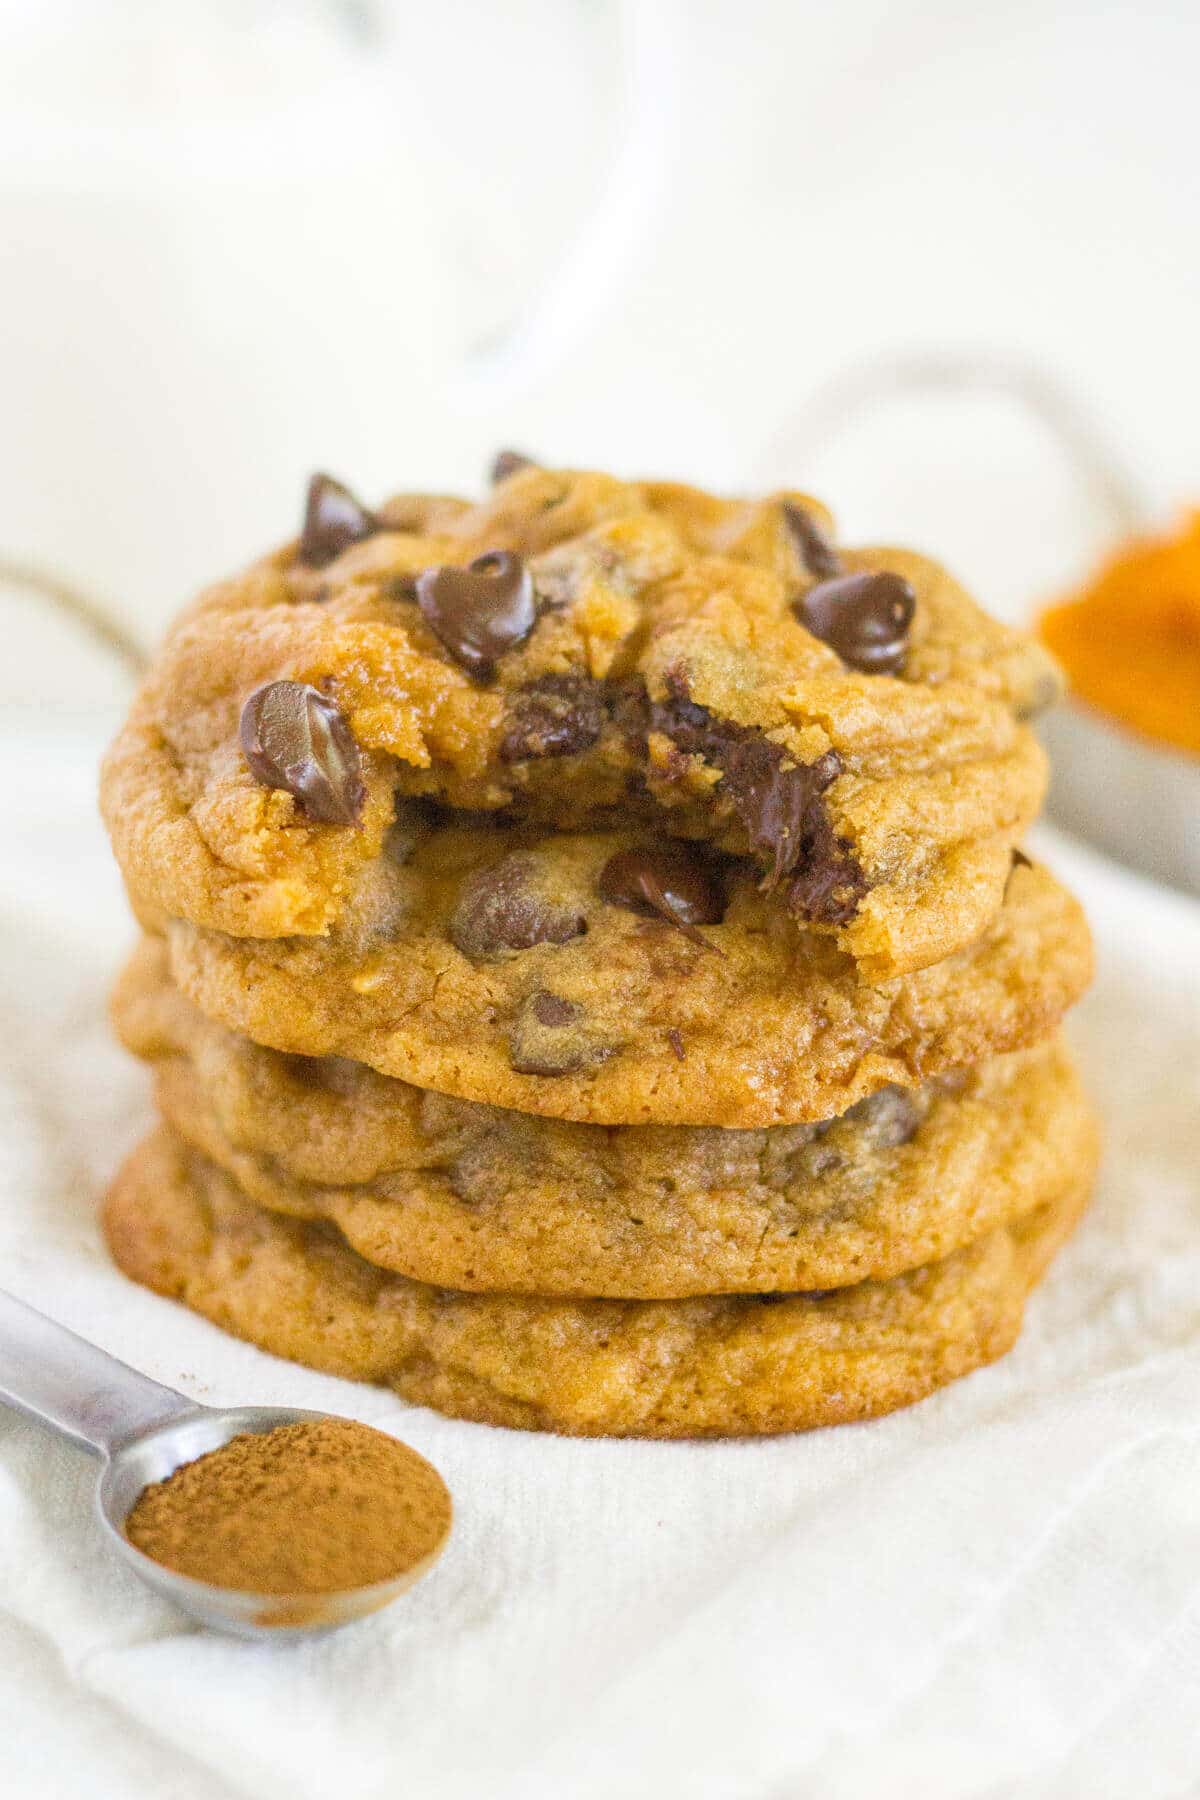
755,353 -> 1152,627
0,1 -> 670,639
0,1 -> 454,631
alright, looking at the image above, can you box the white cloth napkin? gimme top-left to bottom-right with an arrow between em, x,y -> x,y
2,713 -> 1198,1800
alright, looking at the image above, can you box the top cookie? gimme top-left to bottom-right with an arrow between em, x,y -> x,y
101,462 -> 1059,978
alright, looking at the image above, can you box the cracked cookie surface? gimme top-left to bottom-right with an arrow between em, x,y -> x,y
160,830 -> 1092,1126
101,465 -> 1058,979
115,940 -> 1096,1298
104,1127 -> 1094,1439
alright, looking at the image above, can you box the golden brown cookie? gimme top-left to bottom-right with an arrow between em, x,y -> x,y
104,1128 -> 1094,1439
115,940 -> 1096,1299
161,836 -> 1092,1126
101,465 -> 1058,978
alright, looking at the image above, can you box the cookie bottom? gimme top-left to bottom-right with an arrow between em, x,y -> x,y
105,1128 -> 1094,1440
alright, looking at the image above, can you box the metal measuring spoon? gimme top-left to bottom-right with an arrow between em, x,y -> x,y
0,1288 -> 451,1639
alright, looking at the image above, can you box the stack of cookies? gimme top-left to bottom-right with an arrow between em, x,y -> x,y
100,461 -> 1098,1437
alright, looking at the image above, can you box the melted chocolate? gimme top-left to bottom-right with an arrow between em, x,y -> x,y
239,681 -> 365,825
649,683 -> 866,926
597,845 -> 726,948
298,473 -> 377,569
499,674 -> 607,762
450,856 -> 586,960
794,570 -> 915,675
415,551 -> 537,679
782,501 -> 842,580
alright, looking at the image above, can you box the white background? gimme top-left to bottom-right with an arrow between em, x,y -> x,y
2,0 -> 1199,655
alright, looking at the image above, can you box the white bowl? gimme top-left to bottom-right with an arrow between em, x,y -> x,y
1040,702 -> 1200,898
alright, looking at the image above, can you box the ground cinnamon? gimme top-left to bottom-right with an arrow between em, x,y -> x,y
1040,511 -> 1200,755
124,1419 -> 451,1594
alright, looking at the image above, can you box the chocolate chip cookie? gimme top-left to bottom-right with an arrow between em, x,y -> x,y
102,464 -> 1059,978
115,939 -> 1096,1299
104,1127 -> 1094,1439
159,825 -> 1092,1126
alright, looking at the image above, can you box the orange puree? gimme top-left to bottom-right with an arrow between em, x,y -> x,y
1040,513 -> 1200,755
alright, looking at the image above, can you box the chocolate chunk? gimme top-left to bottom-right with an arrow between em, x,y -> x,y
597,845 -> 726,948
490,449 -> 535,484
415,551 -> 537,679
649,686 -> 866,926
845,1084 -> 922,1150
794,571 -> 915,675
239,681 -> 365,825
450,855 -> 586,960
282,1052 -> 330,1089
298,474 -> 377,569
508,990 -> 614,1077
782,501 -> 842,580
499,674 -> 606,762
797,1140 -> 845,1180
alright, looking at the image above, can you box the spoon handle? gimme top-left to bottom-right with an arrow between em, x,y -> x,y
0,1289 -> 194,1458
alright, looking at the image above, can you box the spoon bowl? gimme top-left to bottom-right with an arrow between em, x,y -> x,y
0,1291 -> 451,1639
100,1404 -> 451,1638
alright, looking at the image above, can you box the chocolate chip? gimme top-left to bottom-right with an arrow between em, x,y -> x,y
239,681 -> 365,825
499,674 -> 606,762
415,551 -> 537,679
784,850 -> 862,927
649,686 -> 866,925
794,571 -> 915,675
508,990 -> 614,1077
384,572 -> 420,604
382,806 -> 428,865
528,990 -> 579,1027
490,449 -> 535,484
597,845 -> 725,949
450,855 -> 586,960
1005,845 -> 1033,899
298,474 -> 377,569
782,501 -> 842,580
